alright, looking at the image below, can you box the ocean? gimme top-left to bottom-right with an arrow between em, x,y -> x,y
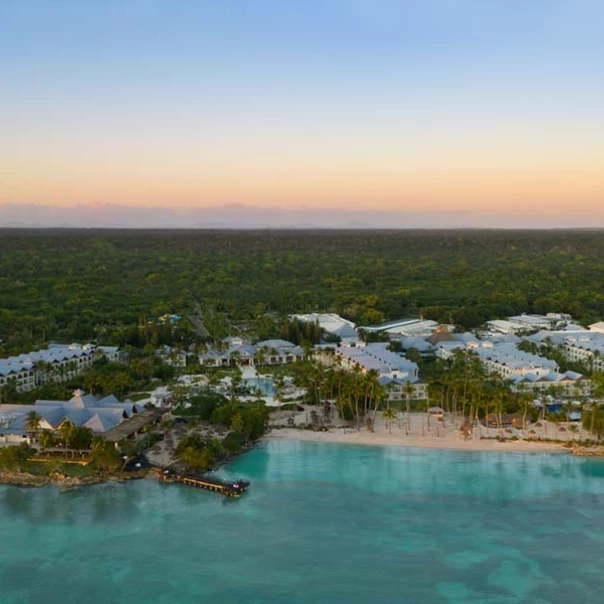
2,441 -> 604,603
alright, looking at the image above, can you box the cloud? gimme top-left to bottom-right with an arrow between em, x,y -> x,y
0,202 -> 601,229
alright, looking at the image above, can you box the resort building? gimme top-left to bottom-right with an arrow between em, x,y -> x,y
560,333 -> 604,373
0,389 -> 143,444
508,370 -> 591,397
0,343 -> 111,392
464,341 -> 590,396
396,336 -> 436,357
317,343 -> 426,399
471,342 -> 557,378
199,339 -> 306,368
324,342 -> 419,378
97,346 -> 125,363
486,313 -> 573,334
361,318 -> 441,337
378,375 -> 428,401
519,323 -> 604,373
155,345 -> 188,368
0,343 -> 124,393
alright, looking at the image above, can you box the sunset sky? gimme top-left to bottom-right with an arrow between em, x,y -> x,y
1,1 -> 604,225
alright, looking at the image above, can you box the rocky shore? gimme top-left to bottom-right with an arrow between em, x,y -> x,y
0,469 -> 147,489
571,447 -> 604,457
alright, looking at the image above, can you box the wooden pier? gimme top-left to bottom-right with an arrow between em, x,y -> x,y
156,469 -> 250,497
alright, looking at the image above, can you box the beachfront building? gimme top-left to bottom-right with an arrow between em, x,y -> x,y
0,389 -> 143,444
509,370 -> 591,397
464,341 -> 590,396
318,342 -> 427,399
289,313 -> 359,343
199,339 -> 306,368
379,375 -> 428,401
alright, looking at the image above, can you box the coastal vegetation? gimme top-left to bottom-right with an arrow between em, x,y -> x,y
4,228 -> 604,470
3,229 -> 604,354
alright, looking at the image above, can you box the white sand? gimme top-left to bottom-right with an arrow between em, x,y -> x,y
264,413 -> 570,453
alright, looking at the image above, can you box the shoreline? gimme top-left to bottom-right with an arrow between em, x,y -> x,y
263,427 -> 570,453
0,469 -> 147,489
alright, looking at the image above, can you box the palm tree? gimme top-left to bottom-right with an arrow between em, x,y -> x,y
59,419 -> 75,451
520,391 -> 533,438
274,376 -> 286,406
38,429 -> 56,451
34,360 -> 51,386
404,381 -> 414,435
91,435 -> 106,454
383,407 -> 397,435
24,410 -> 42,443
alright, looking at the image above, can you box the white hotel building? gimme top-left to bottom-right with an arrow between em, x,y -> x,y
468,341 -> 590,396
319,342 -> 428,400
0,343 -> 120,393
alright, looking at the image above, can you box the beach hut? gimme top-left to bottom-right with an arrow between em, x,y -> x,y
428,406 -> 445,420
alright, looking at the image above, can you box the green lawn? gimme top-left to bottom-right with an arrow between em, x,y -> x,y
22,461 -> 96,477
128,392 -> 151,402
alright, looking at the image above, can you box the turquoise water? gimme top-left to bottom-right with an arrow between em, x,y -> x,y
2,443 -> 604,603
243,376 -> 276,396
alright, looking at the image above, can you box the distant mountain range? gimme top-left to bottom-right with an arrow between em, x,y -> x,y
0,203 -> 600,229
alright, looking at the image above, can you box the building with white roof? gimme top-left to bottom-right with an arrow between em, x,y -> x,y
465,341 -> 590,396
378,375 -> 428,401
361,318 -> 440,337
328,343 -> 419,378
199,339 -> 306,368
290,313 -> 359,342
317,343 -> 425,399
0,343 -> 123,393
487,313 -> 573,334
519,322 -> 604,373
507,370 -> 590,397
561,332 -> 604,373
467,341 -> 557,378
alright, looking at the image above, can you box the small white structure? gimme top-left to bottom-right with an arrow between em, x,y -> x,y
149,386 -> 173,408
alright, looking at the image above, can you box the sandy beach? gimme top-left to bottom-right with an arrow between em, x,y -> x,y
265,412 -> 569,453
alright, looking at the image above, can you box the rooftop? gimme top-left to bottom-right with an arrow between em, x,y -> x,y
102,409 -> 164,442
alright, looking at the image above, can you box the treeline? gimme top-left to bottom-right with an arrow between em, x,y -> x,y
3,229 -> 604,352
174,393 -> 270,469
280,319 -> 323,345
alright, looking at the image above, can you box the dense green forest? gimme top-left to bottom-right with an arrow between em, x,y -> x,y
1,229 -> 604,352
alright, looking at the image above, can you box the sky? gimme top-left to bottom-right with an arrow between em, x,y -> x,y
1,1 -> 604,227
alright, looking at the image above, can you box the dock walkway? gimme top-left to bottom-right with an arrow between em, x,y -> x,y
156,469 -> 249,497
